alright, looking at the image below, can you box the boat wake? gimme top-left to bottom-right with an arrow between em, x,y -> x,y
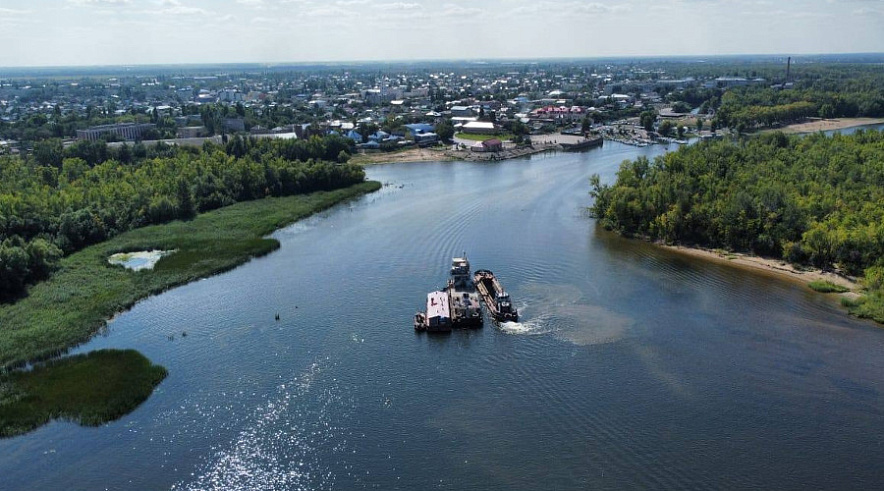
497,311 -> 556,336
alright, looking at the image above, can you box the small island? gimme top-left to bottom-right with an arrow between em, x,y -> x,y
0,349 -> 167,438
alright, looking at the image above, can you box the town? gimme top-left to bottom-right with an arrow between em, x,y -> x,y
2,57 -> 808,160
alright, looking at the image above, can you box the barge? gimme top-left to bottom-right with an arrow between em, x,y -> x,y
414,290 -> 452,332
473,269 -> 519,322
415,255 -> 483,331
445,256 -> 484,328
561,135 -> 603,152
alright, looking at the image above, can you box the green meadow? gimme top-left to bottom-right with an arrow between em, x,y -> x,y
0,181 -> 381,370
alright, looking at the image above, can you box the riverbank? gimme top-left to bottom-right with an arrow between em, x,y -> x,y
0,181 -> 381,370
659,244 -> 884,324
350,147 -> 455,165
353,141 -> 570,165
662,244 -> 856,290
776,117 -> 884,134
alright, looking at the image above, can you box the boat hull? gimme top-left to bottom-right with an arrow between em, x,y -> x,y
473,270 -> 519,322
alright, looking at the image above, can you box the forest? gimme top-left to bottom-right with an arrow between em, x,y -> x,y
590,130 -> 884,320
658,63 -> 884,131
0,134 -> 364,301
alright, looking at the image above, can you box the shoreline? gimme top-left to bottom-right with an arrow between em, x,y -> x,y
351,139 -> 567,165
775,117 -> 884,135
351,147 -> 456,165
0,182 -> 382,370
660,244 -> 860,297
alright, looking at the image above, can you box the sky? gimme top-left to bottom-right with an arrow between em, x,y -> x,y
0,0 -> 882,67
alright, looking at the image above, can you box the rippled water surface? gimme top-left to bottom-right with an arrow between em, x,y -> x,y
3,142 -> 884,490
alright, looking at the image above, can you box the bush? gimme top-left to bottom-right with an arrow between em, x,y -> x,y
865,266 -> 884,291
808,280 -> 849,293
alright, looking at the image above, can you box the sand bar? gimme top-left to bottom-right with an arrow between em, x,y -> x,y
661,244 -> 860,297
778,118 -> 884,134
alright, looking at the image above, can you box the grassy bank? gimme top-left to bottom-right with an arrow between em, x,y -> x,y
0,349 -> 167,438
0,181 -> 381,369
808,280 -> 850,294
844,293 -> 884,323
455,132 -> 513,142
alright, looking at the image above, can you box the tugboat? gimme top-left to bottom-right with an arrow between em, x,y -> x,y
473,269 -> 519,322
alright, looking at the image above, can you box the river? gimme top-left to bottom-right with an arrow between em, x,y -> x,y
3,139 -> 884,490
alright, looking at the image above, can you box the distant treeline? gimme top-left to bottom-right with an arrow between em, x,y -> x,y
0,134 -> 364,300
660,64 -> 884,131
590,130 -> 884,277
716,88 -> 884,131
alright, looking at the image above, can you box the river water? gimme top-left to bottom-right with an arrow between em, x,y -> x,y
3,139 -> 884,490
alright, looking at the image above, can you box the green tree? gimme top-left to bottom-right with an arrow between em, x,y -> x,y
435,120 -> 455,143
32,139 -> 64,168
671,101 -> 692,114
640,111 -> 656,132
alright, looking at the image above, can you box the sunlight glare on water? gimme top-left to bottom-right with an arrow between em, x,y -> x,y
171,360 -> 348,491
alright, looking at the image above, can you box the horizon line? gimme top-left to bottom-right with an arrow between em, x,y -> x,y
2,52 -> 883,73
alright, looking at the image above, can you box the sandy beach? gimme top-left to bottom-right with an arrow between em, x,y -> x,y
661,244 -> 860,296
350,147 -> 455,165
777,117 -> 884,134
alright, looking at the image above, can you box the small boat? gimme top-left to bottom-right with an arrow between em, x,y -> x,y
473,270 -> 519,322
414,312 -> 427,331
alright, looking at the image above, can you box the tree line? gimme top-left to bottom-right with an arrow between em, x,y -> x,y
0,135 -> 366,301
590,130 -> 884,280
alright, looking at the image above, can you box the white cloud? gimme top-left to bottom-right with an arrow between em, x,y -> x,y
511,1 -> 632,16
2,0 -> 883,66
376,2 -> 422,9
441,4 -> 483,16
137,1 -> 208,15
67,0 -> 131,5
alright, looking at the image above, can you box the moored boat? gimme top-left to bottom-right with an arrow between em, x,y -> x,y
473,269 -> 519,322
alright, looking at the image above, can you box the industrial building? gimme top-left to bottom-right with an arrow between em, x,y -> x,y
75,123 -> 156,142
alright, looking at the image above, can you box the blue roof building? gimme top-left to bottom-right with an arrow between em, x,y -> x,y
404,123 -> 435,137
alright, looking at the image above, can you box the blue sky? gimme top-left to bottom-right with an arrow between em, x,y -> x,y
1,0 -> 882,66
